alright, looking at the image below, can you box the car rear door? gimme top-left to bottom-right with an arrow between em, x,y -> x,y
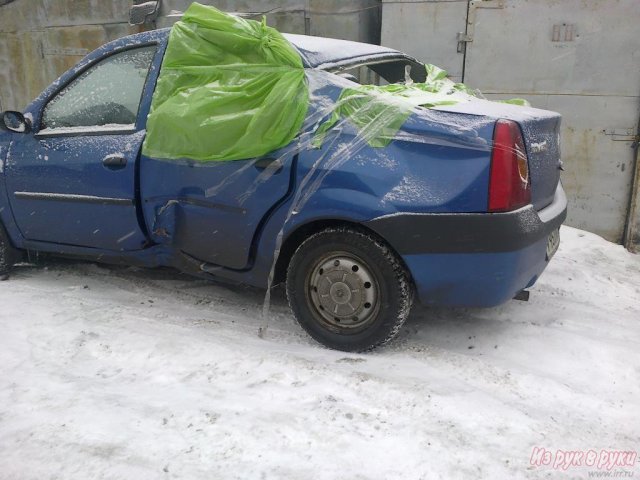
5,43 -> 161,251
139,150 -> 295,270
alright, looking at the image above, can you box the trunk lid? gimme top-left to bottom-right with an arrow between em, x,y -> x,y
436,100 -> 562,211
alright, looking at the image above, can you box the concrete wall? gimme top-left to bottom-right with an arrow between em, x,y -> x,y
157,0 -> 381,43
0,0 -> 140,111
0,0 -> 381,111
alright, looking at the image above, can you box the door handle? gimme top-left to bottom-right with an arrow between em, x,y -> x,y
102,154 -> 127,169
254,157 -> 283,174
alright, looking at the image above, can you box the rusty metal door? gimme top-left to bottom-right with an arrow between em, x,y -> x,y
461,0 -> 640,244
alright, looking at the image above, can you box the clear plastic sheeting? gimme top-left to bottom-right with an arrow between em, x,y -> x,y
258,69 -> 496,335
142,3 -> 308,162
313,63 -> 530,148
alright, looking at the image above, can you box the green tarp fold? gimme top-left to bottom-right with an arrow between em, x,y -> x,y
142,3 -> 308,162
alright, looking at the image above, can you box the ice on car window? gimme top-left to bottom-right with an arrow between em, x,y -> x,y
41,45 -> 157,130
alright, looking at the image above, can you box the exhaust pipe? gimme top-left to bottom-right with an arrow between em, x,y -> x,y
514,290 -> 530,301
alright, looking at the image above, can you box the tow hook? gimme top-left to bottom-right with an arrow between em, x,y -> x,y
514,290 -> 530,301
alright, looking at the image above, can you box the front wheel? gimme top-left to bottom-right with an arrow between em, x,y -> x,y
286,227 -> 413,352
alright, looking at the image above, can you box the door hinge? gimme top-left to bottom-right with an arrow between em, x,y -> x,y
603,128 -> 638,142
457,32 -> 472,53
464,0 -> 505,52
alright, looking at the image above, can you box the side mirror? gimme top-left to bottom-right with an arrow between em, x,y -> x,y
1,111 -> 31,133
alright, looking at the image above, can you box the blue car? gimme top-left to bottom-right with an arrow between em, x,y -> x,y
0,29 -> 566,351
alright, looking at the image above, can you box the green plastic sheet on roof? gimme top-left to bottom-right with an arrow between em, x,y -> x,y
142,3 -> 308,162
314,63 -> 531,148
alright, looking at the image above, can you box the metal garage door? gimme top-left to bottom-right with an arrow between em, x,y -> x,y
382,0 -> 640,248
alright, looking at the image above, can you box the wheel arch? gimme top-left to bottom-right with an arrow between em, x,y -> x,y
273,218 -> 414,289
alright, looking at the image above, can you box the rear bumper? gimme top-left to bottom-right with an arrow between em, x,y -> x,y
365,183 -> 568,307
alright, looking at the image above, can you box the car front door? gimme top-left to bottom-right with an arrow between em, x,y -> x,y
5,43 -> 159,251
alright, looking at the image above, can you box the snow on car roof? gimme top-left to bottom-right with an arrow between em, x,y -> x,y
283,33 -> 407,69
141,29 -> 406,70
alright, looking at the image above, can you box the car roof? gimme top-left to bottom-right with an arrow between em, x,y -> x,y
282,33 -> 407,69
134,28 -> 407,70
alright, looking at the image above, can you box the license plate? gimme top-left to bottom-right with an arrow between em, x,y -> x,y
546,228 -> 560,260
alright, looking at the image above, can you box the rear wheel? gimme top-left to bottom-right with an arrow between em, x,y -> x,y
0,223 -> 19,276
286,227 -> 413,352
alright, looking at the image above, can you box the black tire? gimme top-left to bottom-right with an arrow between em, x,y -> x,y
286,226 -> 413,352
0,222 -> 19,275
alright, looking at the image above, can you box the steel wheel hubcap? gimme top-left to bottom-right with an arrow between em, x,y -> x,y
307,252 -> 378,329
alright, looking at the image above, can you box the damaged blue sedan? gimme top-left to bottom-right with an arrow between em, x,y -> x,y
0,5 -> 566,351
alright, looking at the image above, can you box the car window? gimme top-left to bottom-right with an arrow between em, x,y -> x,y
41,45 -> 157,130
333,59 -> 427,86
336,65 -> 382,85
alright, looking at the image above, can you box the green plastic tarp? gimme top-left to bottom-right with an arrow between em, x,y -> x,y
142,3 -> 308,162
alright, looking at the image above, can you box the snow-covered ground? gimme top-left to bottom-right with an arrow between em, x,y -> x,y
0,226 -> 638,479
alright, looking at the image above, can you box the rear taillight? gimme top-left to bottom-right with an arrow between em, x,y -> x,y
488,119 -> 531,212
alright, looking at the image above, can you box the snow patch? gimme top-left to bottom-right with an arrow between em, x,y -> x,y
0,226 -> 638,478
38,124 -> 135,136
